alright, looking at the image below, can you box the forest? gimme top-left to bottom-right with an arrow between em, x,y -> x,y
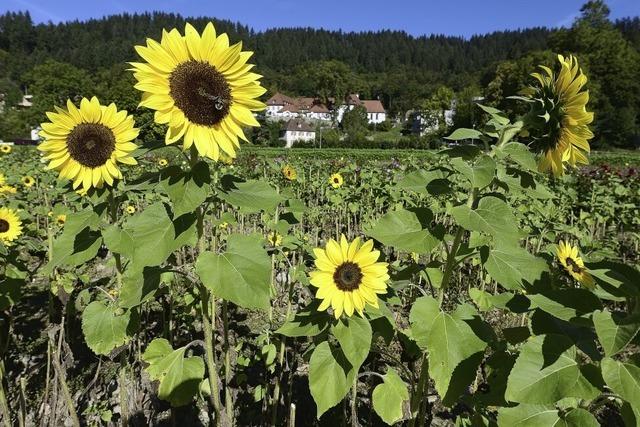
0,1 -> 639,148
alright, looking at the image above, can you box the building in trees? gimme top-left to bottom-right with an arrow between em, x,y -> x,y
282,118 -> 316,147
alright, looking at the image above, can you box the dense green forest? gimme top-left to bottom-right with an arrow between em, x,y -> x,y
0,0 -> 639,147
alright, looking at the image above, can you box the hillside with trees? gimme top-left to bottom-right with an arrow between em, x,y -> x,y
0,0 -> 639,148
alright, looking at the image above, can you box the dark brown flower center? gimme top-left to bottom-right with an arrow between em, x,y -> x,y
66,123 -> 116,168
0,219 -> 9,233
169,60 -> 231,126
333,262 -> 363,291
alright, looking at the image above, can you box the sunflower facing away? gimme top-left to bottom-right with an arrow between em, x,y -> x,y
21,176 -> 35,187
0,145 -> 11,154
131,22 -> 266,160
0,207 -> 22,246
523,54 -> 593,176
38,97 -> 139,191
282,165 -> 297,181
556,240 -> 595,289
329,173 -> 344,189
309,235 -> 389,318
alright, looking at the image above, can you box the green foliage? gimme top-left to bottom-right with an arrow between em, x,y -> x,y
81,301 -> 132,356
372,367 -> 409,425
366,208 -> 439,254
309,341 -> 355,417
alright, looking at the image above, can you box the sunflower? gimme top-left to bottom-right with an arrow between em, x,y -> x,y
0,185 -> 17,195
131,22 -> 266,160
556,240 -> 595,289
21,176 -> 35,187
329,173 -> 344,188
219,221 -> 229,230
0,207 -> 22,246
268,231 -> 282,247
282,165 -> 297,181
523,55 -> 593,176
38,97 -> 139,191
56,214 -> 67,226
0,145 -> 11,154
309,235 -> 389,318
126,205 -> 136,214
158,158 -> 168,167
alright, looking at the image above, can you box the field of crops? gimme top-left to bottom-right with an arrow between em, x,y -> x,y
1,21 -> 640,427
0,139 -> 638,426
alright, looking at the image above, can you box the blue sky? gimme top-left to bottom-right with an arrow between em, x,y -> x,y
3,0 -> 640,38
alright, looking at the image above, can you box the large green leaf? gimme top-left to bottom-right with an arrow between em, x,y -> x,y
495,141 -> 537,171
396,169 -> 445,195
81,300 -> 131,355
451,155 -> 496,189
103,203 -> 196,270
505,334 -> 600,404
372,367 -> 409,425
449,196 -> 520,245
484,245 -> 548,290
276,302 -> 330,337
602,357 -> 640,417
142,338 -> 204,407
45,209 -> 102,273
331,316 -> 372,373
366,208 -> 439,254
309,341 -> 355,418
160,162 -> 211,216
593,310 -> 640,357
0,265 -> 25,310
587,261 -> 640,297
219,177 -> 283,213
119,267 -> 167,309
196,234 -> 271,310
527,289 -> 602,325
409,296 -> 486,405
497,405 -> 598,427
445,128 -> 483,140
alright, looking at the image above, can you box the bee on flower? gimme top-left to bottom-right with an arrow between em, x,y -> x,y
329,173 -> 343,188
556,240 -> 595,289
282,165 -> 297,181
309,235 -> 389,318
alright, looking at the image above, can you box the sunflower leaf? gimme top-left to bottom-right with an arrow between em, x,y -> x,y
81,300 -> 132,356
308,341 -> 355,418
331,316 -> 372,373
366,208 -> 439,254
372,367 -> 410,425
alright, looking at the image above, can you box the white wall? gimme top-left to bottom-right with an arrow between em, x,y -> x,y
284,130 -> 315,148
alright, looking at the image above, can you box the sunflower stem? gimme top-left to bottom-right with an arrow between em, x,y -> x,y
223,300 -> 234,424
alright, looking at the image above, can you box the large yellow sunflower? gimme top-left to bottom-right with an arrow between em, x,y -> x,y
523,54 -> 593,176
0,207 -> 22,246
282,165 -> 297,181
329,173 -> 344,188
131,22 -> 266,160
38,97 -> 139,191
556,240 -> 595,289
309,235 -> 389,318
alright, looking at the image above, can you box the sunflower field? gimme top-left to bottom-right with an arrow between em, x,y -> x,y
0,22 -> 640,427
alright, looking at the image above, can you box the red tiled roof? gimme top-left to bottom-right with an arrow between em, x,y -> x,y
285,118 -> 315,132
266,93 -> 296,105
362,100 -> 385,113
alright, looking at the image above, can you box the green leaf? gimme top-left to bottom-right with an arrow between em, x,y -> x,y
498,404 -> 561,426
104,203 -> 196,270
81,301 -> 131,355
196,234 -> 271,310
372,367 -> 409,425
484,245 -> 548,290
496,141 -> 537,171
0,265 -> 25,310
367,208 -> 439,254
587,261 -> 640,297
219,177 -> 283,213
309,341 -> 355,418
527,289 -> 603,326
445,128 -> 483,140
409,296 -> 486,405
142,338 -> 204,407
505,334 -> 600,404
593,310 -> 640,357
602,357 -> 640,415
331,316 -> 372,372
119,267 -> 167,309
276,303 -> 330,337
396,169 -> 445,195
160,162 -> 211,216
449,196 -> 519,245
45,209 -> 102,273
451,155 -> 496,189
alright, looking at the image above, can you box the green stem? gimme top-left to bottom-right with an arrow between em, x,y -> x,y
223,301 -> 233,424
271,278 -> 294,426
350,376 -> 358,427
410,355 -> 430,427
0,362 -> 11,427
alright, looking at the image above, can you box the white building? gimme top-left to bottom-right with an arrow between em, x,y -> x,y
267,93 -> 386,124
282,119 -> 316,148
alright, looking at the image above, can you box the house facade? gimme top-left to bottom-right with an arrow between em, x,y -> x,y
282,118 -> 316,148
266,93 -> 386,124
